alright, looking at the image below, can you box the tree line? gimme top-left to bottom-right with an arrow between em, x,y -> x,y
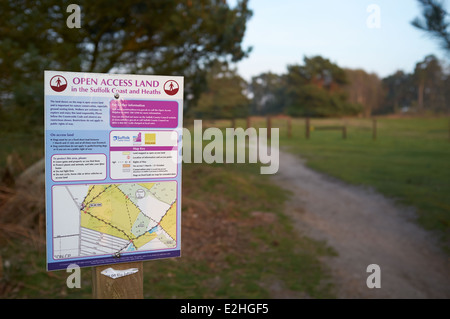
0,0 -> 252,131
190,54 -> 450,119
1,0 -> 449,131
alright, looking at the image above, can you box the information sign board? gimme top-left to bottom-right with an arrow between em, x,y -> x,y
44,71 -> 183,271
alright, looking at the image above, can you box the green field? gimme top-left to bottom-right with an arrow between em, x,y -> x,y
250,116 -> 450,250
1,116 -> 448,298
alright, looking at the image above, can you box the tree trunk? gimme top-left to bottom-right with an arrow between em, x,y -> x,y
418,80 -> 424,111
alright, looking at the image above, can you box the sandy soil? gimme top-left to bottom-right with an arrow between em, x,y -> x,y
272,150 -> 450,299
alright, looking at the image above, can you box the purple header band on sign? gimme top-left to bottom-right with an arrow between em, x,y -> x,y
110,100 -> 178,128
109,146 -> 178,152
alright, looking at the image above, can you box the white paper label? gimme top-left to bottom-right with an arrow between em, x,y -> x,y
100,267 -> 139,279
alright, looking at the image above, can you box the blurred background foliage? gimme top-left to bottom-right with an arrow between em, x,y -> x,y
0,0 -> 252,131
1,0 -> 449,133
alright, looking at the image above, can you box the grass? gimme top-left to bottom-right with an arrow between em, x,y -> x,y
250,116 -> 450,250
139,154 -> 336,299
2,116 -> 448,298
0,129 -> 336,298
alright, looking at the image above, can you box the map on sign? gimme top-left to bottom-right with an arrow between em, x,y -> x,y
52,182 -> 177,260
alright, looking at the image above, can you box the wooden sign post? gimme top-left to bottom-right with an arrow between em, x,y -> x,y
45,71 -> 182,300
267,116 -> 272,139
287,117 -> 292,139
92,261 -> 144,299
305,118 -> 310,139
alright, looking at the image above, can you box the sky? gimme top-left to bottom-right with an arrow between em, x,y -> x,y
232,0 -> 450,81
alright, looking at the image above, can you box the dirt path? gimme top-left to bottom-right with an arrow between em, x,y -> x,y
271,150 -> 450,299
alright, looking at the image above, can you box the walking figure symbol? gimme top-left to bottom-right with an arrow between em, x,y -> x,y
164,80 -> 179,96
50,75 -> 68,92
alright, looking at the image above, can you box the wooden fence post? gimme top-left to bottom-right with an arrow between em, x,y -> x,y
246,117 -> 251,129
287,117 -> 292,139
373,118 -> 377,141
305,118 -> 310,139
92,261 -> 144,299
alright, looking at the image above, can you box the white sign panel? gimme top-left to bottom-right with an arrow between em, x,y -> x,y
45,71 -> 183,271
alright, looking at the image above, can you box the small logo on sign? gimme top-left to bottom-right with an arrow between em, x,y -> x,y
164,80 -> 179,96
50,75 -> 68,92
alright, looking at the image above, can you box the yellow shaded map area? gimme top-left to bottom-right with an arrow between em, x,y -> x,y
80,182 -> 177,251
160,202 -> 177,241
133,231 -> 157,249
81,184 -> 140,242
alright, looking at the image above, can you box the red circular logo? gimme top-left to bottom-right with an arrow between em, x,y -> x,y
164,80 -> 179,96
50,75 -> 68,92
